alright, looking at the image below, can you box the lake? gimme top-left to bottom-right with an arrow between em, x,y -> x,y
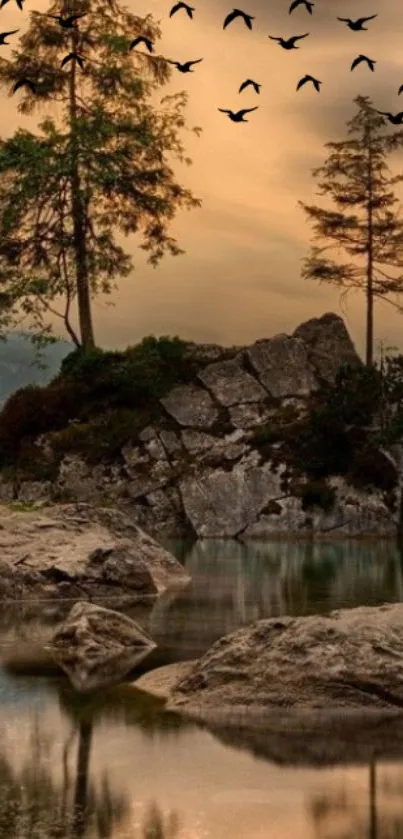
1,537 -> 403,839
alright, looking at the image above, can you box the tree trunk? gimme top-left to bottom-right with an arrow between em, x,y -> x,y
68,26 -> 95,350
366,147 -> 374,367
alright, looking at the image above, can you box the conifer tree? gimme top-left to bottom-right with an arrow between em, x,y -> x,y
0,0 -> 202,349
299,95 -> 403,366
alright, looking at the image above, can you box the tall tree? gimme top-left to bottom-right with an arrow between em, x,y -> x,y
0,0 -> 202,349
299,95 -> 403,366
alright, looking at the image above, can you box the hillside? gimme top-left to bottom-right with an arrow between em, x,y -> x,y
0,333 -> 73,407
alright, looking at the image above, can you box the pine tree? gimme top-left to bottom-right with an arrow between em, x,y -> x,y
0,0 -> 202,349
299,95 -> 403,366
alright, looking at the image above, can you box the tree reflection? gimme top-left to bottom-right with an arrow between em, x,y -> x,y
308,760 -> 403,839
0,708 -> 129,838
141,802 -> 180,839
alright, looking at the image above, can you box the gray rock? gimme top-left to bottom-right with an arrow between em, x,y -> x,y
179,462 -> 283,537
293,312 -> 362,383
161,383 -> 218,428
167,602 -> 403,719
229,403 -> 275,429
247,334 -> 318,398
197,358 -> 267,407
47,601 -> 157,691
158,429 -> 183,455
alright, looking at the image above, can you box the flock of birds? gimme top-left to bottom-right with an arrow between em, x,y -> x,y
0,0 -> 401,125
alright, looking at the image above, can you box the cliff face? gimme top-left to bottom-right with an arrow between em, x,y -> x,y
0,312 -> 399,540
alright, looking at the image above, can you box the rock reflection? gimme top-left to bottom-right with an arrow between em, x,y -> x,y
151,539 -> 403,656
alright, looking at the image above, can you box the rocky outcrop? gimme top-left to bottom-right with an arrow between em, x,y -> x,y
2,311 -> 393,540
166,603 -> 403,720
0,502 -> 190,602
48,601 -> 157,691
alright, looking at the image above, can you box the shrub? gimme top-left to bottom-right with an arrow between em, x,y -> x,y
346,443 -> 398,492
0,381 -> 86,466
50,407 -> 152,464
298,479 -> 337,513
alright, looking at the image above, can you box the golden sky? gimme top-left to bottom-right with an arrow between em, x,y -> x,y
0,0 -> 402,357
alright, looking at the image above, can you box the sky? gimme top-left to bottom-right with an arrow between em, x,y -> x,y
0,0 -> 402,358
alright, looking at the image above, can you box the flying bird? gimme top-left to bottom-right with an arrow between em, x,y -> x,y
169,2 -> 194,18
12,77 -> 36,93
218,107 -> 258,122
167,58 -> 202,72
350,54 -> 376,71
0,29 -> 19,45
337,15 -> 377,31
296,74 -> 321,91
223,9 -> 254,29
376,110 -> 403,125
239,78 -> 261,93
268,33 -> 309,49
289,0 -> 314,13
61,52 -> 85,69
129,36 -> 154,52
46,13 -> 87,28
398,84 -> 403,95
0,0 -> 24,10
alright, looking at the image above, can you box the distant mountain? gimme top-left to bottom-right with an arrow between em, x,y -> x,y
0,332 -> 73,407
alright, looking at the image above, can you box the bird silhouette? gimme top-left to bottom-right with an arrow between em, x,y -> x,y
223,9 -> 254,29
46,13 -> 87,28
337,15 -> 377,31
0,0 -> 24,10
169,2 -> 194,18
61,52 -> 85,69
218,107 -> 258,122
296,73 -> 321,91
0,29 -> 19,45
12,76 -> 36,93
376,110 -> 403,124
289,0 -> 314,13
129,35 -> 154,52
268,33 -> 309,49
167,58 -> 202,72
350,54 -> 376,71
398,84 -> 403,95
239,78 -> 260,93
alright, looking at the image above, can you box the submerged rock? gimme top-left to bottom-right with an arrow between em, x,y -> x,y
166,603 -> 403,719
47,601 -> 157,691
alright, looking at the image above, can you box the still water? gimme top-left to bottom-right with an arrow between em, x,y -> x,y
2,538 -> 403,839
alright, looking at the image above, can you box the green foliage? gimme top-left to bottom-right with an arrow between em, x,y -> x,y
0,0 -> 202,347
298,479 -> 337,513
59,335 -> 195,406
0,381 -> 86,466
346,443 -> 398,492
50,408 -> 153,464
0,335 -> 199,466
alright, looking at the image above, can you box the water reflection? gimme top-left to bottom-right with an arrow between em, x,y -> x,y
152,539 -> 403,656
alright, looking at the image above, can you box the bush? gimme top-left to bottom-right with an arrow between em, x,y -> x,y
58,335 -> 196,409
50,407 -> 153,464
0,381 -> 86,466
346,443 -> 398,492
298,479 -> 337,513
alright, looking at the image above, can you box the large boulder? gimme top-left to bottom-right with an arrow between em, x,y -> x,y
0,502 -> 190,602
167,603 -> 403,720
197,357 -> 268,406
47,601 -> 157,691
246,335 -> 318,398
160,383 -> 218,428
293,312 -> 362,383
